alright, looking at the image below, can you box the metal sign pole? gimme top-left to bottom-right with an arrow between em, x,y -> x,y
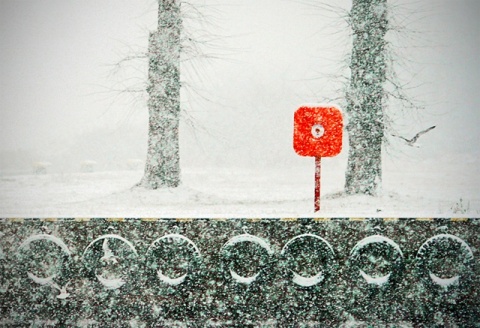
293,105 -> 343,213
315,156 -> 321,212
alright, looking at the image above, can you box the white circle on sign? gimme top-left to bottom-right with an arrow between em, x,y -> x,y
311,124 -> 325,138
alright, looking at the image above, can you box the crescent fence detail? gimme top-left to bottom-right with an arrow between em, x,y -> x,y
0,218 -> 478,327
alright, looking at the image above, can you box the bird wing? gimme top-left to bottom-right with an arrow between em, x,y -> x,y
391,134 -> 410,143
411,126 -> 436,143
418,125 -> 436,136
102,239 -> 113,258
49,281 -> 61,291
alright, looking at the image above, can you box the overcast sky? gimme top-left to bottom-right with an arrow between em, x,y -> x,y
0,0 -> 479,172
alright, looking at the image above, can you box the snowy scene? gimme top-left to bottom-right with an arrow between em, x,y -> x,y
0,0 -> 479,326
0,0 -> 479,217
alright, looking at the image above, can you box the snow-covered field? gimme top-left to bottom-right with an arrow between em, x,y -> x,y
1,0 -> 478,220
1,153 -> 478,218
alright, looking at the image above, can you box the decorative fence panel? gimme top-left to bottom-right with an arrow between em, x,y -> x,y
0,218 -> 478,327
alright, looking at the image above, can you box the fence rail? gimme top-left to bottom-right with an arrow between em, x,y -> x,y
0,218 -> 478,327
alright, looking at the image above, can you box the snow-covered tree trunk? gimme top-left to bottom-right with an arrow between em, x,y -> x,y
138,0 -> 182,189
345,0 -> 388,195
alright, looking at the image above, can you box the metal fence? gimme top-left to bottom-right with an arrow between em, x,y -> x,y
0,218 -> 478,327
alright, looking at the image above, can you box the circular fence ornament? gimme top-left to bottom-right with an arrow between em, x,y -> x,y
82,234 -> 138,290
349,235 -> 404,287
146,234 -> 201,286
17,234 -> 72,299
416,234 -> 474,290
221,234 -> 274,285
281,234 -> 335,287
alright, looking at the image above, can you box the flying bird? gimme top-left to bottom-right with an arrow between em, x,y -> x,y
27,272 -> 70,299
101,238 -> 119,265
392,126 -> 436,147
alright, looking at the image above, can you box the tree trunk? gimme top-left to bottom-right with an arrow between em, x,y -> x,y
138,0 -> 182,189
345,0 -> 388,195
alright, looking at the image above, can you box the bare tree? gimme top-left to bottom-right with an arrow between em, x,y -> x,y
344,0 -> 388,195
102,0 -> 224,189
298,0 -> 428,196
137,0 -> 182,189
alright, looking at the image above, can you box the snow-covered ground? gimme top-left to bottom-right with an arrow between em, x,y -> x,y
1,153 -> 478,218
1,0 -> 478,220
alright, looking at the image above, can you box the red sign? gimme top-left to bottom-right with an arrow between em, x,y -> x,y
293,105 -> 343,157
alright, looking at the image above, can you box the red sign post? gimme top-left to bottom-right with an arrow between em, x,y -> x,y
293,105 -> 343,212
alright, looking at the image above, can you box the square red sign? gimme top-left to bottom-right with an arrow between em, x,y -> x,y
293,105 -> 343,157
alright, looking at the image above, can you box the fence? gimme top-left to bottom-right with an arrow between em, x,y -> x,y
0,218 -> 478,327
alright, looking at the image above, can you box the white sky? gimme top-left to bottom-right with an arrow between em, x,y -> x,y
0,0 -> 479,172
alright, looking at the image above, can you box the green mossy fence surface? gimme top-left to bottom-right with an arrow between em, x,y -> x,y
0,218 -> 478,327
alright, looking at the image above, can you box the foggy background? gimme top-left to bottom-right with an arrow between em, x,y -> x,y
1,0 -> 479,176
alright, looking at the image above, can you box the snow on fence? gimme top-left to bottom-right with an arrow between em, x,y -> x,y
0,218 -> 478,326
